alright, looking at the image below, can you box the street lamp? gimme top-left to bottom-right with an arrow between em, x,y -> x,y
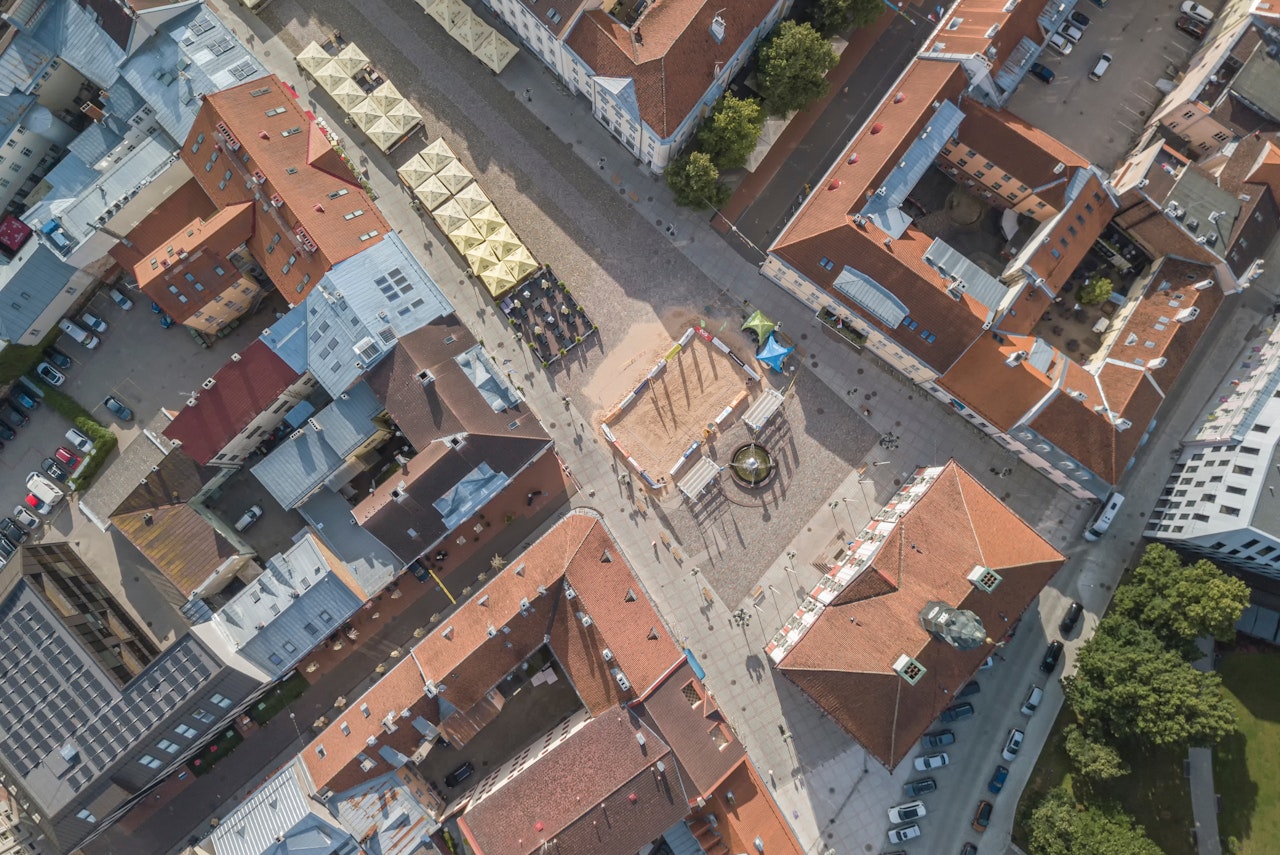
751,602 -> 769,642
767,584 -> 786,626
780,564 -> 802,606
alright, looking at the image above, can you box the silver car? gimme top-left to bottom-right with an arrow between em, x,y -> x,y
80,312 -> 108,333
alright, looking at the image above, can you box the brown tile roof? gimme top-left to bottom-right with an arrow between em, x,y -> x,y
458,709 -> 690,855
515,0 -> 589,38
109,178 -> 216,271
135,203 -> 255,322
775,461 -> 1064,767
689,760 -> 805,855
162,340 -> 301,466
938,335 -> 1058,431
925,0 -> 1047,69
109,451 -> 253,598
564,0 -> 780,138
954,103 -> 1089,212
184,76 -> 391,306
1019,173 -> 1118,294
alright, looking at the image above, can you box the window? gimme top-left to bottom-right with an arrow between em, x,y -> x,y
819,256 -> 835,271
213,265 -> 225,276
360,703 -> 371,718
157,739 -> 180,754
139,755 -> 163,769
921,331 -> 937,343
176,723 -> 198,738
328,188 -> 349,200
315,745 -> 326,758
76,809 -> 97,823
1241,446 -> 1261,455
1050,248 -> 1061,259
902,317 -> 919,330
1220,506 -> 1241,516
344,209 -> 364,220
211,693 -> 232,708
340,722 -> 351,735
265,106 -> 287,116
193,708 -> 215,724
20,147 -> 31,157
319,610 -> 333,622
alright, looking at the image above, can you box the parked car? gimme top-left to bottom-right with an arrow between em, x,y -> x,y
0,422 -> 14,441
1021,685 -> 1045,716
12,507 -> 40,530
1089,52 -> 1113,80
922,730 -> 956,748
888,824 -> 922,843
940,702 -> 975,723
160,313 -> 175,329
1041,640 -> 1065,673
1069,9 -> 1091,28
55,447 -> 82,469
444,761 -> 474,788
10,388 -> 39,411
57,318 -> 99,349
1060,600 -> 1084,635
108,287 -> 134,310
26,473 -> 64,505
0,535 -> 16,565
1028,62 -> 1055,83
1177,14 -> 1209,38
24,494 -> 52,515
0,517 -> 27,544
80,312 -> 108,334
34,362 -> 65,386
958,680 -> 981,698
914,752 -> 950,771
64,428 -> 94,453
102,395 -> 133,421
887,800 -> 927,824
42,346 -> 72,369
961,844 -> 979,855
903,777 -> 937,797
1058,22 -> 1085,43
1,400 -> 28,428
40,458 -> 69,483
1002,728 -> 1025,762
1181,0 -> 1214,23
1047,32 -> 1073,55
1088,0 -> 1109,8
234,505 -> 263,532
972,800 -> 994,832
988,765 -> 1009,795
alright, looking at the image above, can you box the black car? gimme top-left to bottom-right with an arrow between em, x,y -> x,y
1176,14 -> 1208,39
922,729 -> 956,748
42,346 -> 72,369
1029,62 -> 1055,83
1,401 -> 28,428
0,535 -> 16,560
40,458 -> 69,483
1041,640 -> 1065,673
0,517 -> 28,544
903,777 -> 937,797
444,761 -> 474,788
1069,9 -> 1091,28
958,680 -> 981,698
940,702 -> 975,722
10,388 -> 39,411
1060,600 -> 1084,635
961,843 -> 978,855
0,422 -> 14,441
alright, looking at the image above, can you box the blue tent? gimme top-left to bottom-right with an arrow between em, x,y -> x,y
757,332 -> 794,373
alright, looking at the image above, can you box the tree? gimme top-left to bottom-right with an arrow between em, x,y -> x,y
813,0 -> 885,35
757,21 -> 839,116
1063,724 -> 1129,781
1064,616 -> 1238,748
696,95 -> 764,170
1110,544 -> 1250,653
1027,786 -> 1162,855
665,152 -> 729,209
1079,275 -> 1113,305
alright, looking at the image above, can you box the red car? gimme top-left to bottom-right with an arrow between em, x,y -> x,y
54,446 -> 82,469
1176,14 -> 1208,39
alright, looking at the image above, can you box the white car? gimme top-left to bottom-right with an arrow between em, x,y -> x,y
58,319 -> 99,349
888,824 -> 922,843
1002,728 -> 1025,762
1181,0 -> 1214,23
887,800 -> 927,823
1021,685 -> 1045,716
12,507 -> 40,529
64,428 -> 95,453
26,472 -> 65,505
1047,32 -> 1073,55
108,288 -> 134,310
1058,22 -> 1084,43
914,752 -> 949,771
1089,53 -> 1113,81
80,312 -> 108,334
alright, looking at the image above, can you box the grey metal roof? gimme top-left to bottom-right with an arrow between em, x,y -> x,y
1230,46 -> 1280,124
433,462 -> 510,530
56,132 -> 179,243
68,123 -> 125,168
0,94 -> 36,144
299,490 -> 401,595
992,37 -> 1039,101
832,266 -> 910,328
1167,168 -> 1241,256
330,771 -> 442,855
0,26 -> 56,96
861,99 -> 964,238
79,412 -> 177,528
922,237 -> 1008,315
317,381 -> 384,457
119,7 -> 268,142
455,345 -> 520,412
54,0 -> 125,90
210,760 -> 347,855
213,536 -> 363,678
0,241 -> 77,342
20,154 -> 97,229
261,306 -> 310,375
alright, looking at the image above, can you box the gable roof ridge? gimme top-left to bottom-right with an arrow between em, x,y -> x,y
952,465 -> 986,568
887,676 -> 904,770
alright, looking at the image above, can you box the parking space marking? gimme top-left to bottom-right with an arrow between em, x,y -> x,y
114,378 -> 144,402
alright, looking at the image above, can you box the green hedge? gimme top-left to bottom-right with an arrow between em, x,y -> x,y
248,671 -> 311,725
34,383 -> 117,491
0,329 -> 61,385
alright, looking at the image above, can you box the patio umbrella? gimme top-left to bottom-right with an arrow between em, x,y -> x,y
481,263 -> 518,297
384,99 -> 423,134
431,198 -> 471,234
466,240 -> 502,276
475,30 -> 518,73
501,245 -> 539,281
741,310 -> 776,344
296,42 -> 332,75
396,154 -> 433,189
414,175 -> 452,211
362,116 -> 402,152
452,182 -> 490,218
348,97 -> 385,131
447,219 -> 484,252
334,43 -> 370,76
312,59 -> 351,91
369,82 -> 405,114
469,204 -> 506,238
423,0 -> 455,27
453,13 -> 490,52
485,224 -> 522,257
434,159 -> 474,195
419,138 -> 457,173
327,78 -> 367,111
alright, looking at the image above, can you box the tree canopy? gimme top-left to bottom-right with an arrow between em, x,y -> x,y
665,152 -> 729,209
1110,544 -> 1250,653
1079,275 -> 1113,305
1027,786 -> 1163,855
813,0 -> 885,35
1063,724 -> 1129,781
696,94 -> 764,171
757,21 -> 839,116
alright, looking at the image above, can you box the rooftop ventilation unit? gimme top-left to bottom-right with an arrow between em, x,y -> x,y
966,565 -> 1003,593
201,377 -> 216,390
892,653 -> 927,685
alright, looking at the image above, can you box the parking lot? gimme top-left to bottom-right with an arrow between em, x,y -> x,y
1008,0 -> 1214,168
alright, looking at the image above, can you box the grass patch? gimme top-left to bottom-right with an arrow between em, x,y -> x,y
1216,650 -> 1280,854
1015,704 -> 1194,855
35,382 -> 117,491
248,671 -> 311,725
187,727 -> 243,777
0,329 -> 61,385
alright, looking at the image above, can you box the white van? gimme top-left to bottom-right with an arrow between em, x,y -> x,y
58,318 -> 100,349
1083,492 -> 1124,541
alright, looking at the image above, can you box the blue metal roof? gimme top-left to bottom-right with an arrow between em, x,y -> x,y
58,132 -> 177,243
0,242 -> 77,342
52,0 -> 125,90
861,99 -> 965,238
298,489 -> 401,595
0,27 -> 55,96
316,381 -> 384,457
67,123 -> 124,167
455,345 -> 520,412
922,237 -> 1008,314
260,305 -> 310,375
433,462 -> 510,530
0,94 -> 35,144
832,267 -> 910,328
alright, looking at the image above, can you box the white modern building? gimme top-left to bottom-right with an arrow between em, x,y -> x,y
1146,322 -> 1280,581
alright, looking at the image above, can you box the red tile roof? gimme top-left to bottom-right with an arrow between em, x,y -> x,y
109,178 -> 218,271
938,335 -> 1059,431
775,462 -> 1064,767
162,340 -> 302,465
183,76 -> 391,305
135,203 -> 255,322
1018,174 -> 1118,294
925,0 -> 1047,69
688,760 -> 804,855
564,0 -> 780,138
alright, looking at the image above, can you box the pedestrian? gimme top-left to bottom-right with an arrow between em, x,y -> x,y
524,88 -> 532,102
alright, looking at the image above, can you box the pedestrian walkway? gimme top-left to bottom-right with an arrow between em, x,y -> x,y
1190,636 -> 1223,855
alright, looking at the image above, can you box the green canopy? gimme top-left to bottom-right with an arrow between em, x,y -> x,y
742,310 -> 776,344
